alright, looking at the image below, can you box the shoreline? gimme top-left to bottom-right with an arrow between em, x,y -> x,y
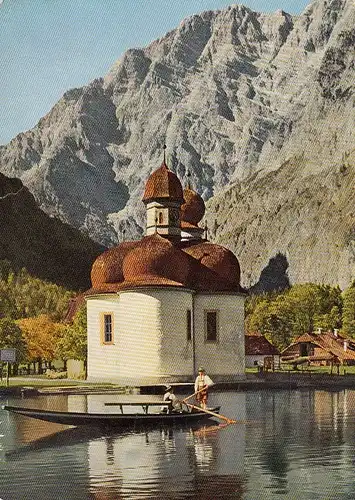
2,372 -> 355,397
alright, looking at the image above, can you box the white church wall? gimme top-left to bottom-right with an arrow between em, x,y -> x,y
87,295 -> 120,381
116,291 -> 163,382
194,293 -> 245,380
87,289 -> 245,384
118,289 -> 194,383
87,289 -> 194,384
159,289 -> 193,379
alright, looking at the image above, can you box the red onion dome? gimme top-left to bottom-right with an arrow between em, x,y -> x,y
91,241 -> 139,287
183,242 -> 240,286
122,234 -> 190,285
180,187 -> 205,226
142,162 -> 184,203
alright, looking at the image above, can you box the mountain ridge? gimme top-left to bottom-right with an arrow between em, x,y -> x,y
0,0 -> 354,288
0,172 -> 105,290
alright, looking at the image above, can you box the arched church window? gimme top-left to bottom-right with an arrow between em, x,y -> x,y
158,212 -> 163,224
204,310 -> 218,342
187,309 -> 192,341
101,312 -> 114,344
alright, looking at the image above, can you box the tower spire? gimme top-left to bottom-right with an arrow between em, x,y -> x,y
163,144 -> 167,166
186,170 -> 191,189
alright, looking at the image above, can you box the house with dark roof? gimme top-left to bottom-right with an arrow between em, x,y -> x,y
245,332 -> 280,370
281,329 -> 355,366
85,154 -> 246,385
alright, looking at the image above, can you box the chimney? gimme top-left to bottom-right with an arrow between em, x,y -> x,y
316,327 -> 322,334
344,340 -> 348,352
334,329 -> 339,337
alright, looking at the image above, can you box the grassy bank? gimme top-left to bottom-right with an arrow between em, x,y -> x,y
246,365 -> 355,375
0,377 -> 115,388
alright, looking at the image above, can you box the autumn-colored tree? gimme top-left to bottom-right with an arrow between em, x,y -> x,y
17,315 -> 66,370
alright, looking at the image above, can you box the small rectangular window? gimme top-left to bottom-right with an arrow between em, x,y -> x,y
187,309 -> 192,341
101,313 -> 114,344
205,311 -> 218,342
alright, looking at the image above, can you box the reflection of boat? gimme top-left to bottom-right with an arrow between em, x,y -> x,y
5,420 -> 221,459
3,402 -> 221,427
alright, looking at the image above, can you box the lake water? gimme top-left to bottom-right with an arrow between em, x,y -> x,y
1,389 -> 355,499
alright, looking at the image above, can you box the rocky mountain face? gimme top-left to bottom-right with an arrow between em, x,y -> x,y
0,0 -> 354,288
0,172 -> 105,290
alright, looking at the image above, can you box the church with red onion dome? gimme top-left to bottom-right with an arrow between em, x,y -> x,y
86,152 -> 245,385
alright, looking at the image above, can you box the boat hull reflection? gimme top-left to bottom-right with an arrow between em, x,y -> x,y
4,405 -> 221,427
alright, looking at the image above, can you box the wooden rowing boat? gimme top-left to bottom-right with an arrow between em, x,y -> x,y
3,402 -> 221,427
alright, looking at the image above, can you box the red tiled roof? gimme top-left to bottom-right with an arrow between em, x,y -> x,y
183,241 -> 240,287
282,332 -> 355,361
85,277 -> 185,295
63,294 -> 86,323
245,334 -> 280,355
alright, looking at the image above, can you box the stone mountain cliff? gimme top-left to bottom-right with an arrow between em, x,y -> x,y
0,172 -> 105,290
0,0 -> 354,288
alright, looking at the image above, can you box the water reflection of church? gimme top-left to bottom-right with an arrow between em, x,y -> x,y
77,393 -> 247,499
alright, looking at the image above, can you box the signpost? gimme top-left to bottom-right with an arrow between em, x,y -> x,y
0,349 -> 17,387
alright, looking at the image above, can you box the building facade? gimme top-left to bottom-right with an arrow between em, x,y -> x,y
245,332 -> 280,370
86,158 -> 245,385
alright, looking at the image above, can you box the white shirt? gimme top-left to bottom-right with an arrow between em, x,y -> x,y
163,391 -> 177,403
161,391 -> 178,411
194,374 -> 214,392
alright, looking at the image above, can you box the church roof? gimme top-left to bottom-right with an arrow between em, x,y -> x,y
142,161 -> 184,203
183,241 -> 240,287
180,187 -> 205,226
86,156 -> 243,298
89,234 -> 242,294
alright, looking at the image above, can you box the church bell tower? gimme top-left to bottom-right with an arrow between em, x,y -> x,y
142,147 -> 184,241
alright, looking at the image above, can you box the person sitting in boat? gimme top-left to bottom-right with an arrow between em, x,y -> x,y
194,367 -> 214,409
161,385 -> 182,413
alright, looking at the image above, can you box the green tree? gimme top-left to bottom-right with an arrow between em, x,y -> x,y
342,284 -> 355,338
0,317 -> 27,361
56,306 -> 87,364
246,295 -> 294,350
0,260 -> 12,281
314,305 -> 342,331
246,283 -> 343,350
0,263 -> 73,321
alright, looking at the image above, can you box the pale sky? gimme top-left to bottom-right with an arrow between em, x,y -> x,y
0,0 -> 311,144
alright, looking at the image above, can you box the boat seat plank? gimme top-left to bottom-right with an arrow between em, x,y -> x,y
104,401 -> 171,406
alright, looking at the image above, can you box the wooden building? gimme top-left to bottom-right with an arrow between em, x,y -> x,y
282,330 -> 355,366
245,332 -> 280,370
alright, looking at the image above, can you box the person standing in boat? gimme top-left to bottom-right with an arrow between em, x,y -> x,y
194,367 -> 214,409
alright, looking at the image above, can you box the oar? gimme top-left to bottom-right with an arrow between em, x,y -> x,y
182,401 -> 237,424
181,386 -> 209,403
179,387 -> 236,424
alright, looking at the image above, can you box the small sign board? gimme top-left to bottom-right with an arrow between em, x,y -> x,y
0,348 -> 17,363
